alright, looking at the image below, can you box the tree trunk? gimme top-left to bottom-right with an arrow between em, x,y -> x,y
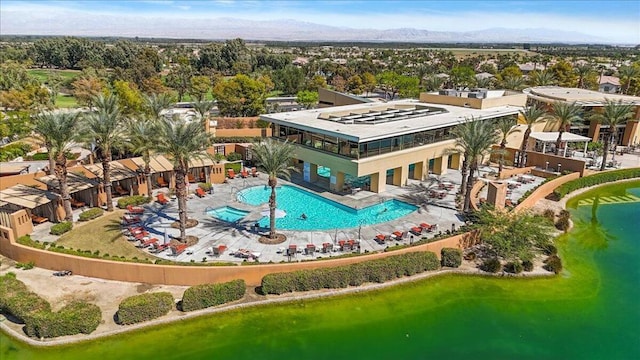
175,169 -> 188,241
144,152 -> 153,198
55,155 -> 73,221
268,177 -> 277,239
102,157 -> 114,211
47,143 -> 55,175
555,128 -> 564,156
600,134 -> 610,171
459,155 -> 469,196
498,141 -> 506,177
463,163 -> 476,213
519,128 -> 531,168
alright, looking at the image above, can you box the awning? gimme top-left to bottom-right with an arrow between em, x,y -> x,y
37,173 -> 99,193
83,161 -> 138,181
0,164 -> 30,176
0,184 -> 59,209
130,155 -> 174,173
188,154 -> 216,168
529,132 -> 591,143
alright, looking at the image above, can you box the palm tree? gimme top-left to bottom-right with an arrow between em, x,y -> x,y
574,64 -> 594,89
32,112 -> 57,175
423,75 -> 444,92
590,99 -> 635,171
192,99 -> 215,130
450,118 -> 499,213
495,117 -> 521,177
250,140 -> 296,240
143,93 -> 173,120
618,65 -> 639,95
550,102 -> 583,155
530,70 -> 556,86
155,117 -> 212,241
81,94 -> 127,211
31,112 -> 79,221
518,105 -> 549,167
126,116 -> 158,198
502,76 -> 525,91
475,76 -> 493,89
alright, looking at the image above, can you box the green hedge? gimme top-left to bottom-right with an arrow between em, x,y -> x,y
441,248 -> 462,268
117,195 -> 150,209
24,301 -> 101,338
224,163 -> 241,173
261,252 -> 440,295
212,136 -> 262,144
0,142 -> 31,162
0,273 -> 51,323
553,168 -> 640,199
78,208 -> 104,221
116,292 -> 174,325
16,235 -> 47,249
181,280 -> 245,312
50,221 -> 73,235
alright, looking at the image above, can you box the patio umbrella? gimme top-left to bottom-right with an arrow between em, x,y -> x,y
261,208 -> 287,218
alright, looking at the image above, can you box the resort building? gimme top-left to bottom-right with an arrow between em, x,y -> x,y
261,90 -> 527,193
524,86 -> 640,146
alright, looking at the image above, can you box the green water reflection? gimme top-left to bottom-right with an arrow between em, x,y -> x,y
2,182 -> 640,359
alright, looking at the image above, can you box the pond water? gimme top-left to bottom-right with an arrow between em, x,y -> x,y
2,181 -> 639,360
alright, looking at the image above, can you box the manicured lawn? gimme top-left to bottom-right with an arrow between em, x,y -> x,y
56,211 -> 156,260
55,94 -> 79,108
28,69 -> 81,82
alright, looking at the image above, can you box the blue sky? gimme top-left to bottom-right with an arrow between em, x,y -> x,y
1,1 -> 638,43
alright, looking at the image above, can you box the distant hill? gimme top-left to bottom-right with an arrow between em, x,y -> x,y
0,10 -> 611,44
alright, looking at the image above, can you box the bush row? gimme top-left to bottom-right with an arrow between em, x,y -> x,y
441,248 -> 462,268
181,280 -> 246,312
261,252 -> 440,295
0,273 -> 51,323
78,208 -> 104,221
117,195 -> 150,209
116,292 -> 174,325
50,221 -> 73,235
24,301 -> 101,338
211,136 -> 262,144
0,142 -> 31,162
16,235 -> 47,249
553,168 -> 640,199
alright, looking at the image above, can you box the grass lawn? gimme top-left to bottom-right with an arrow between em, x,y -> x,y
28,69 -> 81,83
55,94 -> 79,108
56,210 -> 156,260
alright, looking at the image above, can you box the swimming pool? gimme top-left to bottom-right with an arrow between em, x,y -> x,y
237,185 -> 417,230
206,206 -> 250,223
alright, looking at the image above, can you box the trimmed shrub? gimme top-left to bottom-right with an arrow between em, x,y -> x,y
50,221 -> 73,235
78,208 -> 104,221
481,258 -> 502,273
441,248 -> 462,268
464,251 -> 477,261
261,252 -> 440,295
116,292 -> 174,325
544,255 -> 563,274
225,152 -> 243,162
181,280 -> 245,312
522,260 -> 534,272
542,209 -> 555,222
0,273 -> 51,323
0,142 -> 32,162
542,244 -> 558,256
24,301 -> 101,338
15,261 -> 35,270
554,168 -> 640,199
116,195 -> 150,209
504,261 -> 524,274
16,235 -> 46,249
198,182 -> 212,192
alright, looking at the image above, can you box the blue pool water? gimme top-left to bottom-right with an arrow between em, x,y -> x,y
237,185 -> 417,230
206,206 -> 249,222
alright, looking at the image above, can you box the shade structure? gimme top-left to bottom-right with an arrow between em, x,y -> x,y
260,208 -> 287,218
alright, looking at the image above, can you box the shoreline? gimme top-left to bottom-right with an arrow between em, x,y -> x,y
2,178 -> 638,348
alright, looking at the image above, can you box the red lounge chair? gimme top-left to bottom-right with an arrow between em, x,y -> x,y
122,215 -> 141,225
114,185 -> 128,196
391,231 -> 405,240
305,244 -> 316,255
374,234 -> 386,244
157,177 -> 169,187
195,188 -> 206,198
420,223 -> 434,232
126,205 -> 144,214
187,173 -> 196,183
170,244 -> 188,256
133,231 -> 150,240
410,226 -> 423,235
30,213 -> 48,224
227,169 -> 236,179
150,243 -> 169,253
322,242 -> 332,253
156,193 -> 169,205
139,238 -> 158,248
126,225 -> 144,234
240,170 -> 249,178
70,198 -> 86,208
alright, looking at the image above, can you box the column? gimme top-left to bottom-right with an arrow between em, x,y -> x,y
303,162 -> 318,183
329,169 -> 344,192
370,172 -> 386,193
432,155 -> 448,175
413,160 -> 427,180
391,165 -> 409,186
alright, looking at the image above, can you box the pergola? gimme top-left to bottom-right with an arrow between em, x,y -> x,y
529,132 -> 591,157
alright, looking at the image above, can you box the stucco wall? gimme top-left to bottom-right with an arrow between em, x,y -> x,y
514,172 -> 580,212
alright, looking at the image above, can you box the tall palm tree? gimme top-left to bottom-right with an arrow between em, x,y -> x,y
32,112 -> 58,175
530,70 -> 556,86
590,99 -> 635,171
502,76 -> 525,91
81,94 -> 127,211
574,64 -> 594,89
495,117 -> 521,177
518,105 -> 549,167
192,99 -> 215,129
143,93 -> 173,120
126,116 -> 158,198
423,75 -> 444,92
250,140 -> 296,240
451,118 -> 499,213
155,118 -> 212,241
618,65 -> 639,95
31,112 -> 79,221
550,102 -> 583,155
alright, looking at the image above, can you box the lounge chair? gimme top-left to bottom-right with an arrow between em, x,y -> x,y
420,223 -> 435,232
126,205 -> 144,214
240,169 -> 249,178
305,244 -> 316,255
139,238 -> 158,248
195,188 -> 206,198
391,231 -> 405,240
227,169 -> 236,179
69,198 -> 85,208
133,231 -> 150,240
156,193 -> 169,205
410,226 -> 423,235
157,177 -> 169,187
150,243 -> 169,253
187,173 -> 196,183
122,215 -> 141,224
170,244 -> 188,256
30,213 -> 48,224
322,242 -> 333,253
114,185 -> 128,196
374,234 -> 387,244
287,244 -> 297,257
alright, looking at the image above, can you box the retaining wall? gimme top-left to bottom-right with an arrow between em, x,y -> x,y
514,172 -> 580,212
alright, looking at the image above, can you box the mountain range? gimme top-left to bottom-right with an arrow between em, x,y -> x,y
0,10 -> 611,43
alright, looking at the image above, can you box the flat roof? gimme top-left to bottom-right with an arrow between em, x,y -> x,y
37,173 -> 98,193
261,100 -> 522,142
530,132 -> 591,143
524,86 -> 640,106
